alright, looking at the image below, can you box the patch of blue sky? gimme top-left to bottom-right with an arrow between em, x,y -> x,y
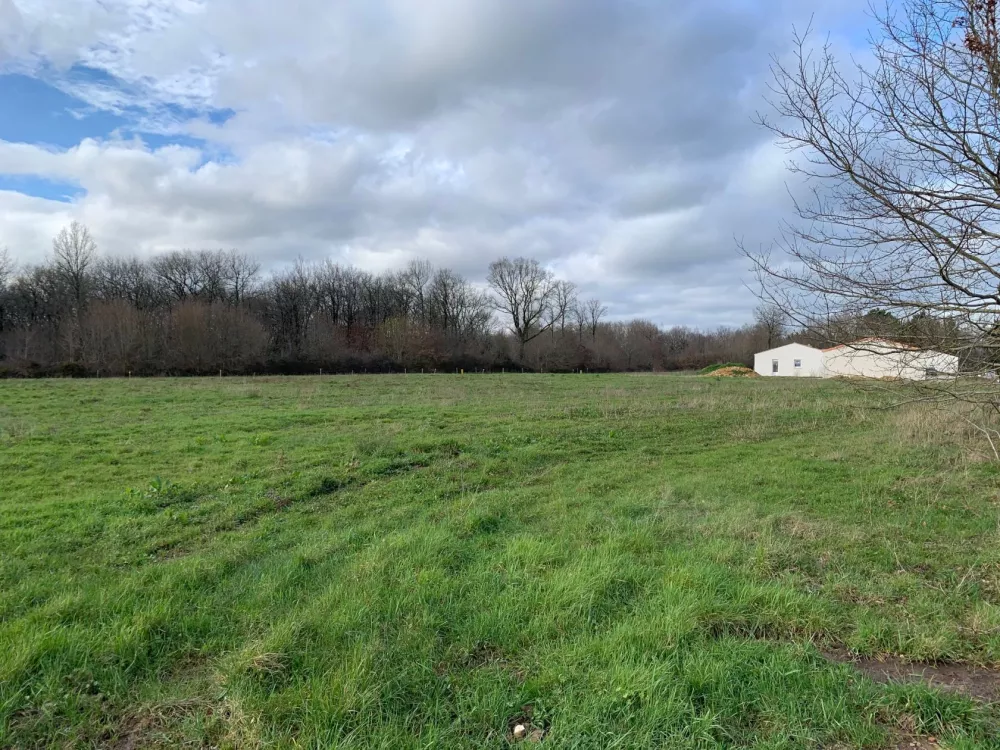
0,73 -> 126,147
0,64 -> 235,157
0,174 -> 83,202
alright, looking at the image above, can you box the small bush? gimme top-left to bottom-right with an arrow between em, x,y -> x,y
58,361 -> 89,378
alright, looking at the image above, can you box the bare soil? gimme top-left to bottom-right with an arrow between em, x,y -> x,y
703,366 -> 759,378
825,648 -> 1000,703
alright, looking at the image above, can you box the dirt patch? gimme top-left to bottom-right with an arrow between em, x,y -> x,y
266,489 -> 295,510
104,698 -> 211,750
826,649 -> 1000,702
435,642 -> 527,682
826,734 -> 942,749
702,366 -> 759,378
891,736 -> 940,749
872,734 -> 943,750
99,654 -> 261,750
464,642 -> 508,669
308,477 -> 348,497
149,539 -> 191,561
102,694 -> 261,750
506,705 -> 548,743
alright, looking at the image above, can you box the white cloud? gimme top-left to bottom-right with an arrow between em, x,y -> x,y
0,0 -> 26,61
0,0 -> 872,327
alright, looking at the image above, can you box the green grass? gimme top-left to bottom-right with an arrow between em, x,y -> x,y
2,374 -> 1000,748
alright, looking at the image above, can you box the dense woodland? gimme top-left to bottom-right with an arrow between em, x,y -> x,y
0,223 -> 788,377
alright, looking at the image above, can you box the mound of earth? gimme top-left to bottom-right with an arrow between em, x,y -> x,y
704,366 -> 759,378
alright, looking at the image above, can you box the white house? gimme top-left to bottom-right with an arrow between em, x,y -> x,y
822,339 -> 958,380
753,343 -> 827,378
754,338 -> 959,380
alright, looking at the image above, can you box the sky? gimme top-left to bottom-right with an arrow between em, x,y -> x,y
0,0 -> 869,327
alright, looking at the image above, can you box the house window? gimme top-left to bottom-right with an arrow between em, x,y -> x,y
772,359 -> 779,374
794,359 -> 802,369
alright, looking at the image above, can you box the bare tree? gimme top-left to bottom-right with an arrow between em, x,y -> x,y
224,250 -> 261,306
0,246 -> 12,288
52,222 -> 97,360
195,251 -> 228,304
94,256 -> 163,311
549,280 -> 578,334
581,298 -> 607,340
152,251 -> 202,302
745,0 -> 1000,384
429,268 -> 491,338
0,246 -> 13,342
265,260 -> 319,359
487,257 -> 556,361
400,259 -> 433,323
611,319 -> 663,370
754,303 -> 787,350
52,222 -> 96,309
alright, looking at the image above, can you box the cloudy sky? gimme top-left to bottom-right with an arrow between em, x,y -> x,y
0,0 -> 867,327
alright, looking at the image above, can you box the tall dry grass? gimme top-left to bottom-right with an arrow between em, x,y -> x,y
891,399 -> 1000,463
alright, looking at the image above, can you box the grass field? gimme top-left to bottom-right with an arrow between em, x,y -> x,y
3,374 -> 1000,748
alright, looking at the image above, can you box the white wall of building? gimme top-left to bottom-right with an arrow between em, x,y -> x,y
823,341 -> 958,381
753,343 -> 826,378
754,339 -> 959,380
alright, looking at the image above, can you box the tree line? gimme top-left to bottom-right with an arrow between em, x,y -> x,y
0,223 -> 777,377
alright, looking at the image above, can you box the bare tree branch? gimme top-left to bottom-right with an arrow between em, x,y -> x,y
745,0 -> 1000,411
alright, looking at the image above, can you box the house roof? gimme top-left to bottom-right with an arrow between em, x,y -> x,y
822,337 -> 918,352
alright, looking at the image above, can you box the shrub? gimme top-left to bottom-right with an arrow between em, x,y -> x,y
58,361 -> 89,378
